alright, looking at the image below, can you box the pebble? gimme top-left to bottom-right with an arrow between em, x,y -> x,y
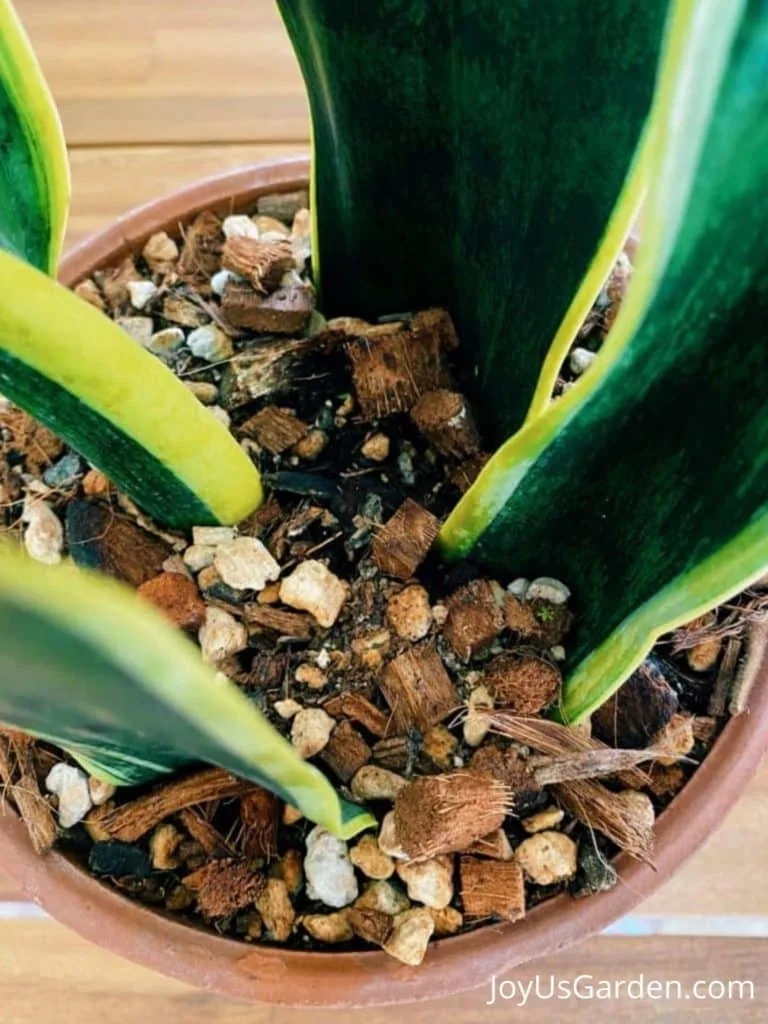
208,406 -> 231,429
526,577 -> 571,605
386,585 -> 433,642
42,452 -> 82,488
291,708 -> 335,758
294,663 -> 328,690
148,327 -> 185,358
355,880 -> 410,916
550,644 -> 566,661
117,316 -> 154,345
396,856 -> 454,909
515,830 -> 578,885
279,560 -> 348,628
185,380 -> 219,405
187,325 -> 234,362
88,777 -> 116,807
198,606 -> 248,664
45,763 -> 92,828
304,826 -> 358,908
222,214 -> 260,239
350,765 -> 407,802
377,811 -> 408,860
569,347 -> 597,376
463,685 -> 494,747
350,834 -> 395,880
82,469 -> 111,498
384,908 -> 434,967
274,698 -> 303,720
211,269 -> 241,296
430,905 -> 463,937
293,429 -> 328,461
507,578 -> 530,599
142,232 -> 179,270
361,433 -> 390,462
182,543 -> 216,572
128,280 -> 157,311
301,911 -> 354,944
522,806 -> 565,833
192,526 -> 235,546
23,500 -> 63,564
213,536 -> 280,591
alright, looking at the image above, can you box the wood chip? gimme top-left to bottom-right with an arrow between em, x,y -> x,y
178,807 -> 235,858
240,788 -> 280,860
379,643 -> 458,734
221,282 -> 312,333
319,720 -> 372,782
371,499 -> 439,580
553,779 -> 655,862
592,659 -> 679,748
460,857 -> 525,921
65,501 -> 170,587
243,604 -> 314,640
222,237 -> 295,293
410,390 -> 480,458
86,768 -> 254,842
183,857 -> 264,918
322,692 -> 389,738
254,877 -> 295,941
449,452 -> 491,493
347,906 -> 393,947
177,210 -> 224,292
0,408 -> 64,476
240,406 -> 308,453
220,340 -> 314,409
0,732 -> 57,854
484,653 -> 562,715
393,771 -> 510,860
442,579 -> 505,661
162,293 -> 210,328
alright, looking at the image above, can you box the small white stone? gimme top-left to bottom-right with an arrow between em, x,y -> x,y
316,648 -> 331,670
569,346 -> 597,376
192,526 -> 235,546
304,826 -> 358,908
384,908 -> 435,966
147,327 -> 185,358
210,269 -> 242,296
279,560 -> 348,628
214,536 -> 280,591
507,577 -> 530,599
377,810 -> 409,860
23,500 -> 63,564
208,405 -> 231,428
463,684 -> 494,747
88,777 -> 117,807
526,577 -> 571,605
117,316 -> 154,345
183,543 -> 216,572
550,644 -> 566,661
396,856 -> 454,909
198,606 -> 248,664
45,763 -> 92,828
515,830 -> 578,885
222,214 -> 260,240
187,325 -> 234,362
350,765 -> 407,802
274,698 -> 303,720
291,708 -> 335,759
128,280 -> 157,311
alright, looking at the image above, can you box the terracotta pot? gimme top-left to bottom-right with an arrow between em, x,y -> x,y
1,157 -> 766,1007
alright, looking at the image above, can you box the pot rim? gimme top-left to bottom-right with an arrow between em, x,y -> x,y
1,157 -> 765,1007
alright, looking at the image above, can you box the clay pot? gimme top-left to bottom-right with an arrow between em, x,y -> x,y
1,157 -> 766,1007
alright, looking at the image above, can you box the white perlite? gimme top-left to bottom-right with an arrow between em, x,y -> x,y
187,325 -> 233,362
192,526 -> 236,546
183,544 -> 216,572
45,764 -> 92,828
214,537 -> 280,591
279,559 -> 348,628
569,346 -> 597,376
128,280 -> 157,311
222,214 -> 260,240
22,500 -> 63,564
210,269 -> 243,296
526,576 -> 571,605
291,708 -> 335,759
198,606 -> 248,664
304,826 -> 358,908
396,856 -> 454,909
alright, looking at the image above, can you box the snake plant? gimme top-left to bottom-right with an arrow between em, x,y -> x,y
0,0 -> 766,834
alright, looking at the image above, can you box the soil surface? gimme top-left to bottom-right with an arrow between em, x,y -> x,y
0,193 -> 761,966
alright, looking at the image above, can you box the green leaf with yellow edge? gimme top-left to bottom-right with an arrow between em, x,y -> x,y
0,250 -> 262,527
277,0 -> 670,441
440,0 -> 768,722
0,544 -> 374,839
0,0 -> 69,271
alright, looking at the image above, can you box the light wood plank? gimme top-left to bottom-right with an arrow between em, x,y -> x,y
65,144 -> 307,244
15,0 -> 310,145
0,922 -> 763,1022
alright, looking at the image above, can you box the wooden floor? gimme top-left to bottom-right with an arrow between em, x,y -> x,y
5,0 -> 768,1017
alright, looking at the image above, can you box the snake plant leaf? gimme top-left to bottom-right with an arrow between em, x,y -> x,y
440,0 -> 768,723
277,0 -> 670,441
0,0 -> 69,271
0,250 -> 263,527
0,545 -> 374,839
